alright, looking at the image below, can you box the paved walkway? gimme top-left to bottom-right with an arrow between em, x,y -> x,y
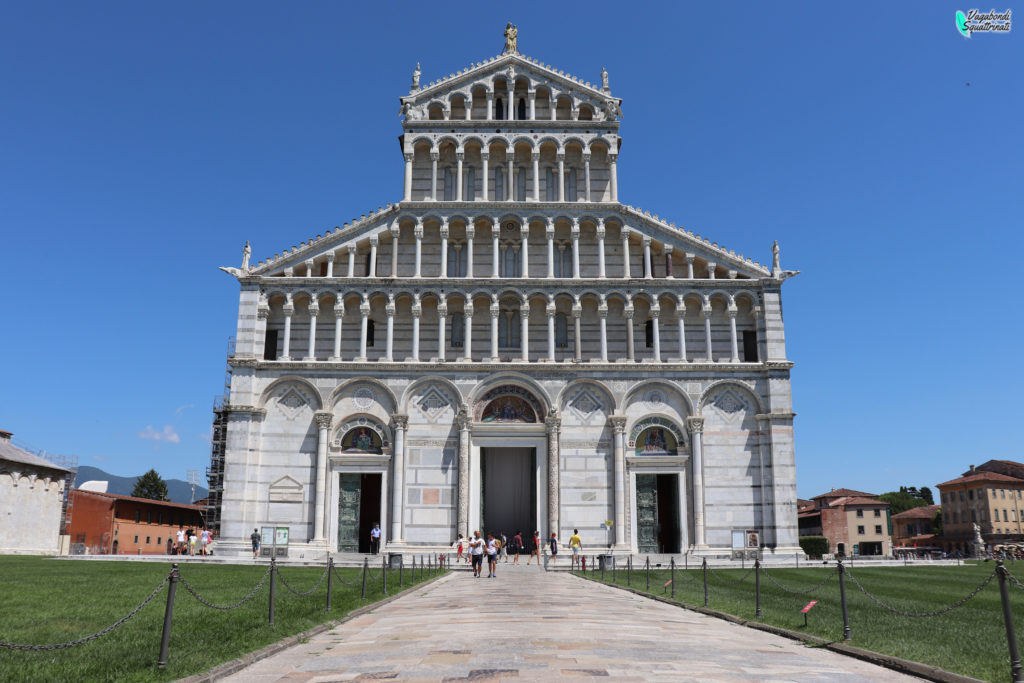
224,563 -> 918,682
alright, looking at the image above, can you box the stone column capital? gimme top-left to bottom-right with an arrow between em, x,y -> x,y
347,244 -> 357,253
385,302 -> 396,316
623,306 -> 634,320
480,151 -> 489,161
257,307 -> 270,320
520,225 -> 530,239
325,251 -> 336,262
702,307 -> 713,319
582,152 -> 591,162
663,244 -> 674,254
359,301 -> 370,315
414,225 -> 424,239
466,226 -> 475,239
726,307 -> 738,318
455,151 -> 464,161
642,236 -> 651,246
608,153 -> 618,163
403,152 -> 414,162
546,303 -> 556,317
545,415 -> 561,432
438,302 -> 448,317
556,152 -> 565,162
490,304 -> 500,318
440,224 -> 450,239
314,411 -> 334,430
429,152 -> 439,161
369,234 -> 379,247
411,303 -> 422,317
308,305 -> 320,317
531,151 -> 540,162
622,228 -> 631,241
520,306 -> 530,320
283,303 -> 295,315
456,407 -> 473,431
609,415 -> 627,433
571,305 -> 582,318
392,414 -> 409,430
686,416 -> 705,434
334,301 -> 346,314
390,225 -> 400,238
463,303 -> 474,316
598,304 -> 608,317
650,307 -> 660,319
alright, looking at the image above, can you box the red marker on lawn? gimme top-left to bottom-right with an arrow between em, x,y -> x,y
801,599 -> 818,627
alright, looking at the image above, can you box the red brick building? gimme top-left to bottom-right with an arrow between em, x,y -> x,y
66,489 -> 205,555
798,488 -> 891,557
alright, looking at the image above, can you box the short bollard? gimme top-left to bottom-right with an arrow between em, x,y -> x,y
157,563 -> 179,668
670,558 -> 676,599
996,560 -> 1024,682
685,554 -> 688,571
361,557 -> 368,600
326,557 -> 334,612
382,556 -> 387,595
581,555 -> 586,573
627,556 -> 631,587
601,556 -> 605,581
268,556 -> 277,626
796,552 -> 800,569
754,559 -> 761,618
646,556 -> 650,591
399,556 -> 404,587
612,556 -> 616,583
838,559 -> 850,641
702,558 -> 708,607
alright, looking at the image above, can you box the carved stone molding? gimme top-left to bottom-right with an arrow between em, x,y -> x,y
609,415 -> 627,434
686,416 -> 705,434
314,411 -> 334,430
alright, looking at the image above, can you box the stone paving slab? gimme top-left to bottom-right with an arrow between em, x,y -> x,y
222,564 -> 920,682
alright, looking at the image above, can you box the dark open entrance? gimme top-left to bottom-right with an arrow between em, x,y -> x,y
481,447 -> 536,546
337,472 -> 382,553
636,473 -> 681,553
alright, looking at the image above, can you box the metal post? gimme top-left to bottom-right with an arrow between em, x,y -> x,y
796,552 -> 799,569
685,554 -> 688,571
671,558 -> 676,599
646,557 -> 650,591
361,557 -> 368,600
268,557 -> 276,626
382,556 -> 387,595
326,557 -> 333,612
157,563 -> 179,668
997,560 -> 1024,682
612,556 -> 616,583
601,555 -> 605,581
755,559 -> 761,618
400,556 -> 404,587
702,558 -> 708,607
838,560 -> 850,641
627,556 -> 631,587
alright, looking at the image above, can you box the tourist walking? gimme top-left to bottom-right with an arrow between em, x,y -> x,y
370,523 -> 381,554
176,527 -> 186,555
251,528 -> 260,558
512,531 -> 523,565
486,533 -> 499,577
548,532 -> 559,567
454,534 -> 465,563
569,529 -> 583,569
200,528 -> 211,556
188,529 -> 198,556
469,530 -> 485,577
527,530 -> 541,566
500,533 -> 509,562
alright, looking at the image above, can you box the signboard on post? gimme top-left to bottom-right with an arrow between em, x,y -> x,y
801,599 -> 818,627
260,526 -> 290,557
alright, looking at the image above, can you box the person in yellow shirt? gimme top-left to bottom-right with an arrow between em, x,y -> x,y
569,529 -> 583,570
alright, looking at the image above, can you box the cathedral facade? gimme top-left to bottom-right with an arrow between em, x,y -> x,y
215,33 -> 801,558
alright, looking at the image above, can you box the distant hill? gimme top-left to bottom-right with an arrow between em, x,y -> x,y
73,466 -> 208,504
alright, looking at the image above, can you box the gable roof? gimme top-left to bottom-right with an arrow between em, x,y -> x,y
0,438 -> 71,473
812,488 -> 876,500
831,496 -> 888,507
892,505 -> 941,521
937,471 -> 1023,487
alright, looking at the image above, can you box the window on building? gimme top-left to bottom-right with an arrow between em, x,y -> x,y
959,490 -> 964,501
906,523 -> 914,535
157,512 -> 163,525
464,167 -> 475,202
645,319 -> 654,348
147,511 -> 152,524
742,331 -> 758,362
517,97 -> 526,120
546,168 -> 556,201
856,509 -> 864,518
1004,509 -> 1010,521
263,328 -> 279,361
1003,489 -> 1007,499
495,97 -> 504,120
969,490 -> 974,500
146,536 -> 151,544
875,525 -> 882,535
134,535 -> 139,543
320,262 -> 328,277
498,312 -> 516,349
555,313 -> 569,348
157,537 -> 162,546
443,167 -> 454,201
501,245 -> 520,278
565,168 -> 578,201
971,510 -> 977,522
857,525 -> 865,534
135,510 -> 141,523
874,509 -> 881,517
366,319 -> 375,347
494,167 -> 504,201
953,511 -> 959,523
451,312 -> 464,348
516,166 -> 527,201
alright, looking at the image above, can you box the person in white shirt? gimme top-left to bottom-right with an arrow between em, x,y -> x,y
175,528 -> 185,556
486,534 -> 499,578
469,530 -> 485,577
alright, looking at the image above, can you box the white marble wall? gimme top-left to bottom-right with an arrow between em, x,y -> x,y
0,463 -> 65,555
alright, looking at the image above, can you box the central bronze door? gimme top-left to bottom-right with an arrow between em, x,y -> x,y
337,473 -> 361,552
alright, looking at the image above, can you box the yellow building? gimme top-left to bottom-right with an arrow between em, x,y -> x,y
937,466 -> 1024,555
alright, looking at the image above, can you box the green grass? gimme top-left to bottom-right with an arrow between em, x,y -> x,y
578,559 -> 1024,682
0,556 -> 442,682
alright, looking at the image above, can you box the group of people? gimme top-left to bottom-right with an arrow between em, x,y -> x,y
175,526 -> 213,556
453,529 -> 586,575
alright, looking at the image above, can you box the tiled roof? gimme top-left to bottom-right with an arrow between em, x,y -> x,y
937,472 -> 1023,487
892,505 -> 941,520
71,489 -> 201,511
833,496 -> 888,507
0,439 -> 72,473
811,488 -> 876,499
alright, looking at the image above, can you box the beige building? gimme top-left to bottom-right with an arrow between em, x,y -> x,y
937,465 -> 1024,555
799,489 -> 891,557
891,504 -> 941,556
0,430 -> 71,555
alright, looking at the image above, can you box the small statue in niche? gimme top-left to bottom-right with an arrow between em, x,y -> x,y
411,62 -> 421,91
604,98 -> 621,120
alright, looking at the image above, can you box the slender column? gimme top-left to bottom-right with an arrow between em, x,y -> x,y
331,300 -> 344,361
707,262 -> 717,280
457,409 -> 471,538
452,244 -> 462,278
486,92 -> 493,120
313,412 -> 333,541
557,153 -> 565,202
676,305 -> 687,362
598,303 -> 608,361
284,267 -> 293,277
624,305 -> 635,362
529,89 -> 536,120
281,300 -> 293,360
571,221 -> 581,278
305,259 -> 314,277
347,245 -> 355,277
429,152 -> 439,202
465,226 -> 474,278
384,298 -> 395,361
546,221 -> 555,278
651,307 -> 661,362
621,229 -> 631,278
506,155 -> 514,202
480,153 -> 489,201
390,415 -> 408,543
464,99 -> 471,120
414,221 -> 423,278
493,229 -> 500,278
583,153 -> 592,202
531,152 -> 540,201
368,235 -> 378,278
403,153 -> 413,201
572,305 -> 582,362
664,245 -> 674,278
728,306 -> 740,362
506,84 -> 513,121
305,304 -> 318,360
439,222 -> 449,277
685,253 -> 695,279
390,226 -> 400,277
520,225 -> 530,278
520,304 -> 529,361
462,303 -> 473,361
455,152 -> 464,202
546,416 -> 561,537
687,417 -> 707,547
642,237 -> 653,279
703,306 -> 714,362
546,303 -> 556,361
357,299 -> 369,361
325,252 -> 334,278
490,303 -> 500,361
411,303 -> 421,361
609,153 -> 618,201
549,91 -> 557,120
610,416 -> 627,547
596,220 -> 606,278
437,302 -> 447,362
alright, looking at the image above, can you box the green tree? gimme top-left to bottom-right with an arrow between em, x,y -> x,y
919,486 -> 934,505
878,490 -> 928,516
931,509 -> 943,535
132,469 -> 169,501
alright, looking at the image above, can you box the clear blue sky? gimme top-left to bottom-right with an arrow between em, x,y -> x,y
2,2 -> 1021,498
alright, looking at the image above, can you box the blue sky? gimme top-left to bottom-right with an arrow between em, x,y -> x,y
1,2 -> 1021,498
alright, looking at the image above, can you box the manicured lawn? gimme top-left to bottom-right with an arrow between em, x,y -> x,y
577,559 -> 1024,682
0,556 -> 442,682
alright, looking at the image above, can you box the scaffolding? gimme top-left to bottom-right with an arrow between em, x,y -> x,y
205,336 -> 234,535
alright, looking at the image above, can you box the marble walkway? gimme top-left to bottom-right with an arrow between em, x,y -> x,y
223,563 -> 919,682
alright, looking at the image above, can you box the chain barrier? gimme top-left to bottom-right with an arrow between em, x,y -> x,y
179,566 -> 271,610
707,565 -> 755,585
845,567 -> 996,618
0,576 -> 169,651
331,565 -> 365,586
276,564 -> 330,597
759,566 -> 837,595
1004,569 -> 1024,593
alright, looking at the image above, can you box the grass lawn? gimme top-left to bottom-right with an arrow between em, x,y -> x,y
577,559 -> 1024,682
0,556 -> 442,682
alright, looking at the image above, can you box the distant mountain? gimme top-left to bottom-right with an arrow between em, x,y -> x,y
74,466 -> 208,504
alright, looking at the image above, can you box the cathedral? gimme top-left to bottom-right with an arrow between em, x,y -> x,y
213,28 -> 801,559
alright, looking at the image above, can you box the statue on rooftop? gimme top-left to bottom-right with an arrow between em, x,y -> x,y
411,63 -> 421,91
242,240 -> 251,271
601,67 -> 609,91
503,23 -> 518,54
772,240 -> 780,275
